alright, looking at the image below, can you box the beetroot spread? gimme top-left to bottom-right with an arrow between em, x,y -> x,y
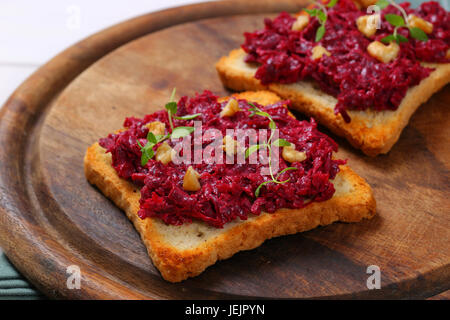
242,0 -> 449,122
100,91 -> 345,228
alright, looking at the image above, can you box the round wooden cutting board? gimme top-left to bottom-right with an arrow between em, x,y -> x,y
0,0 -> 449,299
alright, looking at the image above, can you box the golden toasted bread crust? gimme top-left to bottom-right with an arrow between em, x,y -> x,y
84,91 -> 376,282
352,0 -> 377,8
216,49 -> 450,156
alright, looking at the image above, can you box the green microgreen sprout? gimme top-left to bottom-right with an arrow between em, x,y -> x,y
376,0 -> 428,44
245,103 -> 298,197
164,88 -> 202,131
304,0 -> 338,42
137,131 -> 166,166
138,88 -> 198,166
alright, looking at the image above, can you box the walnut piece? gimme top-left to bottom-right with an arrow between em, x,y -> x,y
408,14 -> 433,34
183,166 -> 201,192
292,15 -> 309,31
311,45 -> 331,60
367,41 -> 399,63
356,15 -> 379,38
155,141 -> 174,165
220,98 -> 240,117
282,144 -> 307,163
145,121 -> 166,136
222,135 -> 241,156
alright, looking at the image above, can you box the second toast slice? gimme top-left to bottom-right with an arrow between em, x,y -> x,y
216,49 -> 450,157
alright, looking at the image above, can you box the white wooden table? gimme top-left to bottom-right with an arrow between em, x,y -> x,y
0,0 -> 213,109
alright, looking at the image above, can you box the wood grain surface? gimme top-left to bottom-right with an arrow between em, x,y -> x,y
0,0 -> 449,299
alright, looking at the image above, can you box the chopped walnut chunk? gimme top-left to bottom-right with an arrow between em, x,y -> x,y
356,15 -> 379,37
367,41 -> 399,63
292,15 -> 309,31
220,98 -> 240,117
282,144 -> 307,163
311,45 -> 331,60
222,135 -> 242,156
183,166 -> 201,191
155,141 -> 174,165
145,121 -> 166,136
408,14 -> 433,34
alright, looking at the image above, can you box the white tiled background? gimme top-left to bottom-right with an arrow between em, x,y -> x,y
0,0 -> 213,109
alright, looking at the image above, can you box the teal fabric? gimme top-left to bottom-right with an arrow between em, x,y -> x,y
0,252 -> 43,299
409,0 -> 449,8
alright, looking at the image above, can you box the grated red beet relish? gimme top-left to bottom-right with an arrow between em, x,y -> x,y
242,0 -> 449,122
99,91 -> 346,228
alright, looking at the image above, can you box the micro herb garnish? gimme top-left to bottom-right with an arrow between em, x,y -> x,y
304,0 -> 338,42
376,0 -> 428,44
164,88 -> 201,131
137,88 -> 197,166
245,103 -> 298,197
164,88 -> 178,132
137,132 -> 166,166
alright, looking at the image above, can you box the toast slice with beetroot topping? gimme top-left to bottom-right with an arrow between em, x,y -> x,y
216,0 -> 450,156
84,90 -> 376,282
